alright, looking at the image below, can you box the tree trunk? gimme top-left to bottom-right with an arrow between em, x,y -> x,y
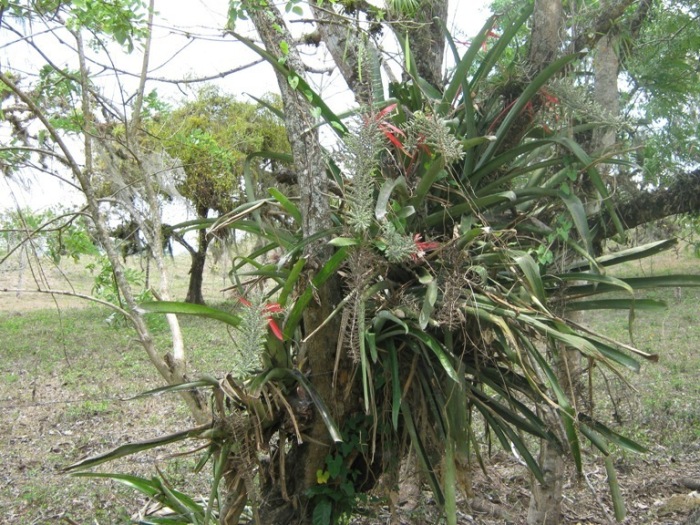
390,0 -> 448,89
594,169 -> 700,241
231,4 -> 355,523
526,2 -> 568,523
527,421 -> 565,525
185,207 -> 209,305
185,248 -> 207,305
528,0 -> 564,76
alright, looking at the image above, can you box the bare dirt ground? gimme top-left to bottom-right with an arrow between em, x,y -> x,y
1,252 -> 699,524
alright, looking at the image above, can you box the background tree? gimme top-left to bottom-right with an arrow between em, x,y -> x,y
0,0 -> 210,421
151,86 -> 290,304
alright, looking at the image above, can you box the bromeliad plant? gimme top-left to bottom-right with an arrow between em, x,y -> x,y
66,7 -> 700,525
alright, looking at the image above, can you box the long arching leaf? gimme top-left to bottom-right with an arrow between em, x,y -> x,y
476,53 -> 583,169
64,424 -> 213,472
139,301 -> 242,328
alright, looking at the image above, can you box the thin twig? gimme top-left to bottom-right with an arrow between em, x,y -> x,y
0,287 -> 131,318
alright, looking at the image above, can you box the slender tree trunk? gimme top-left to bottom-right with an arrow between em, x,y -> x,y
0,4 -> 208,424
527,412 -> 565,525
525,1 -> 569,523
528,324 -> 579,525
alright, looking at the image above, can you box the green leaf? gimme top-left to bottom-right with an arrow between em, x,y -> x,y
565,274 -> 700,296
373,310 -> 409,335
155,477 -> 205,521
269,186 -> 301,225
284,247 -> 349,338
287,369 -> 343,442
139,301 -> 241,328
565,299 -> 667,311
468,388 -> 553,440
288,74 -> 299,90
376,176 -> 408,221
64,424 -> 212,471
408,330 -> 459,382
279,257 -> 305,307
579,415 -> 648,453
515,252 -> 547,304
127,377 -> 219,400
312,498 -> 332,525
605,456 -> 627,522
558,189 -> 593,256
587,339 -> 641,371
567,239 -> 678,272
551,135 -> 626,239
444,437 -> 457,525
411,159 -> 446,208
419,279 -> 438,329
579,424 -> 609,455
328,237 -> 360,247
551,272 -> 634,295
388,342 -> 401,431
70,472 -> 160,498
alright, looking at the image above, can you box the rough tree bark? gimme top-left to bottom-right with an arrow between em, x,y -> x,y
527,0 -> 564,75
595,169 -> 700,241
235,3 -> 353,523
388,0 -> 447,88
310,2 -> 374,106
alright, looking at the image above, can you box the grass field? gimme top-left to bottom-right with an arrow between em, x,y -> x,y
1,249 -> 699,524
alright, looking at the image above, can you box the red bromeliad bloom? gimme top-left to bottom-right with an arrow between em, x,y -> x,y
372,103 -> 410,155
412,234 -> 440,260
238,297 -> 284,341
456,30 -> 500,51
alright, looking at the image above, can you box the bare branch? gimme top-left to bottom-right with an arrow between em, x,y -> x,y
0,287 -> 132,318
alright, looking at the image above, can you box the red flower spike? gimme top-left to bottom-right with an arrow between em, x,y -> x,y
268,319 -> 284,341
238,297 -> 285,340
369,104 -> 411,156
375,103 -> 398,120
263,302 -> 283,314
412,234 -> 440,261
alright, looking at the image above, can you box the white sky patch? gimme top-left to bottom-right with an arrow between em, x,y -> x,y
1,0 -> 493,216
